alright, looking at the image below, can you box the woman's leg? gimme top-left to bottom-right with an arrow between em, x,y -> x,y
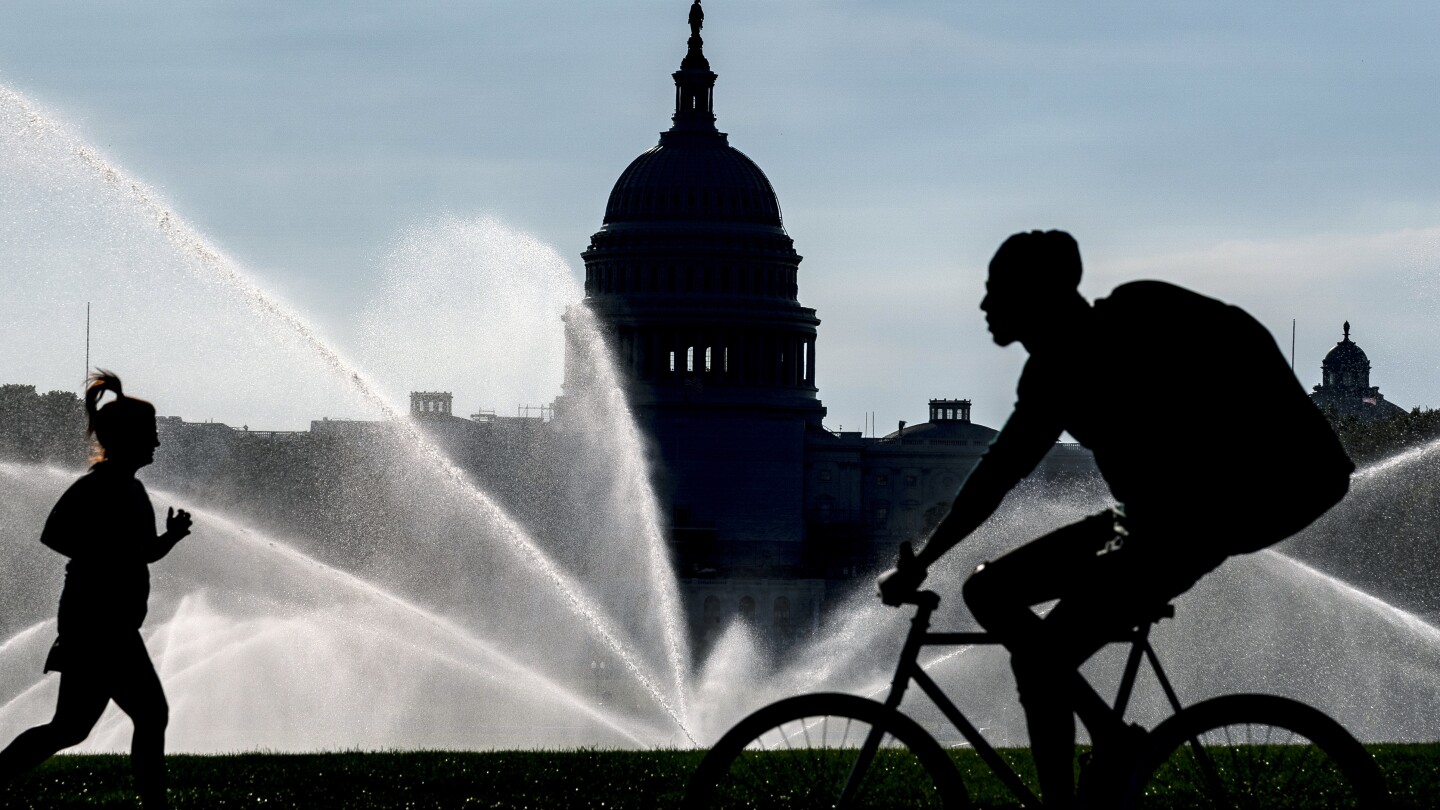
109,635 -> 168,809
0,666 -> 110,778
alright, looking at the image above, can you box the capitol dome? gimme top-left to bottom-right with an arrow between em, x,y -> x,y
566,0 -> 825,572
603,136 -> 783,226
596,2 -> 785,231
580,4 -> 806,306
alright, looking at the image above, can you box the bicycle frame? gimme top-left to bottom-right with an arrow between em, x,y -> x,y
839,591 -> 1189,809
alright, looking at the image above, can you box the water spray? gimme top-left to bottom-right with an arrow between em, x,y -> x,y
0,86 -> 696,744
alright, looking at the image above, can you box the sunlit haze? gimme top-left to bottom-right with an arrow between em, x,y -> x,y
2,1 -> 1438,431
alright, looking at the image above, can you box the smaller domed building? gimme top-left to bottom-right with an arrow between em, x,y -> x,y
1310,322 -> 1406,421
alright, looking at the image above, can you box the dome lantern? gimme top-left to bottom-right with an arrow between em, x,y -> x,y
1321,321 -> 1370,393
671,1 -> 717,135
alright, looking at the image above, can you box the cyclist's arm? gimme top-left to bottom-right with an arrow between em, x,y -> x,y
915,400 -> 1061,569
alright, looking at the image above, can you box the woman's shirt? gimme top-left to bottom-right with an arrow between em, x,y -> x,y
40,462 -> 159,635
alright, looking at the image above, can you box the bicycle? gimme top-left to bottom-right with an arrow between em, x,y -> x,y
683,589 -> 1389,809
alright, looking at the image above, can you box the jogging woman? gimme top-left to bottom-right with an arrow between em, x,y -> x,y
0,370 -> 192,808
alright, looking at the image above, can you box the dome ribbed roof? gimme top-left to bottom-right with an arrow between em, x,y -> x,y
1323,322 -> 1369,371
603,133 -> 783,226
1324,340 -> 1368,368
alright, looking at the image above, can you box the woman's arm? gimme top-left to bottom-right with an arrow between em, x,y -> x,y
141,507 -> 192,564
39,480 -> 95,558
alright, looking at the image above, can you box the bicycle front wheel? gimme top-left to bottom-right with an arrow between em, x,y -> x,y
1126,694 -> 1389,809
684,692 -> 968,809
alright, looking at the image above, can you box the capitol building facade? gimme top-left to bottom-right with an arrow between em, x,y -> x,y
561,5 -> 1089,649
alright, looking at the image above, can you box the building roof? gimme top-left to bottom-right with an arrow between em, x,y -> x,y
879,419 -> 997,444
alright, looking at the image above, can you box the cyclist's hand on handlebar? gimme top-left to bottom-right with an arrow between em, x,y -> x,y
878,541 -> 927,606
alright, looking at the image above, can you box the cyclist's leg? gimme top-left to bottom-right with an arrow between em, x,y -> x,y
962,510 -> 1121,808
1044,540 -> 1229,805
962,510 -> 1229,809
962,510 -> 1120,634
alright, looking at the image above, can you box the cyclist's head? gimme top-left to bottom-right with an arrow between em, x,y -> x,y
982,230 -> 1084,347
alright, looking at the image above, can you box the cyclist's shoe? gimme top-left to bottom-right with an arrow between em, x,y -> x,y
1076,723 -> 1150,809
878,541 -> 927,606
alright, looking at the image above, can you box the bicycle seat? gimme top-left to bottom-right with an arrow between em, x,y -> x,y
905,590 -> 942,610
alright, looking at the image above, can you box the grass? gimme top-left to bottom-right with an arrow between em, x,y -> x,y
1,745 -> 1435,808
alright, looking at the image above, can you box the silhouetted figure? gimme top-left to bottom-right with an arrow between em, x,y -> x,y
0,371 -> 192,809
880,231 -> 1353,808
688,0 -> 704,39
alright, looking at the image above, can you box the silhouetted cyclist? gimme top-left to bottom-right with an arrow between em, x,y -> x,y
0,371 -> 192,809
879,231 -> 1354,809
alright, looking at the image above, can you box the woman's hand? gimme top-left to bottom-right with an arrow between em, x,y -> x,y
166,507 -> 192,540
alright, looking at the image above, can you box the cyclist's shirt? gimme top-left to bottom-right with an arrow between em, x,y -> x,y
970,280 -> 1352,550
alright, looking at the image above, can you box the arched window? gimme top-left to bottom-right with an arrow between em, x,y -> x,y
704,596 -> 721,628
705,346 -> 712,372
739,596 -> 756,622
686,346 -> 695,372
774,597 -> 793,641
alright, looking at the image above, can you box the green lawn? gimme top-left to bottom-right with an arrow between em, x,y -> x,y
1,746 -> 1433,808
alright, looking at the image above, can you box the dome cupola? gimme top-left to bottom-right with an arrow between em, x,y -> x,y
1310,320 -> 1404,421
1321,321 -> 1371,393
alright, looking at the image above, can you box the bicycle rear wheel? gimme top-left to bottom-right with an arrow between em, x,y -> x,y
1125,694 -> 1389,809
684,692 -> 968,809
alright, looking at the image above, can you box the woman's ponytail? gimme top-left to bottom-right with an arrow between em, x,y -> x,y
85,369 -> 124,437
84,370 -> 154,461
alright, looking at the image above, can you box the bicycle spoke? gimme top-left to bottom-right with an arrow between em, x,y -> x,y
1133,696 -> 1383,810
1275,740 -> 1308,800
726,705 -> 955,805
799,717 -> 833,800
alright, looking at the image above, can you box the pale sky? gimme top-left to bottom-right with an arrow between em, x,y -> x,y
3,1 -> 1439,432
